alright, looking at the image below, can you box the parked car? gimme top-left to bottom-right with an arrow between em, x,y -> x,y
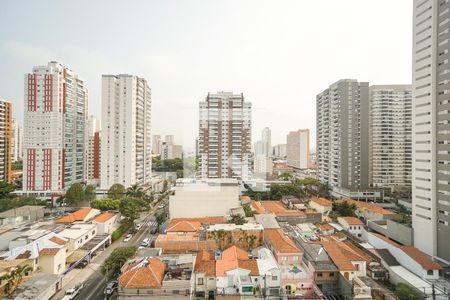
104,280 -> 118,296
140,238 -> 150,248
135,223 -> 142,230
123,234 -> 132,242
157,204 -> 164,209
62,283 -> 84,300
150,226 -> 158,234
73,260 -> 88,269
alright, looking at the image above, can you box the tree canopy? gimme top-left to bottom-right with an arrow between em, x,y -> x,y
91,198 -> 121,211
108,184 -> 125,200
152,156 -> 183,172
65,183 -> 86,205
119,198 -> 141,222
0,181 -> 16,198
101,247 -> 136,279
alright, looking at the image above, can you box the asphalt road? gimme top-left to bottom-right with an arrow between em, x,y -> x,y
73,213 -> 156,300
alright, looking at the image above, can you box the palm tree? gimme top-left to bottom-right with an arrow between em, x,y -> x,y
126,184 -> 144,198
0,273 -> 13,295
1,264 -> 32,296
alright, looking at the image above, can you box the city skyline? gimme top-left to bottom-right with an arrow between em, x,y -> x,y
0,0 -> 411,150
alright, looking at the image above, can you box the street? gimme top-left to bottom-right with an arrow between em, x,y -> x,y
52,202 -> 163,300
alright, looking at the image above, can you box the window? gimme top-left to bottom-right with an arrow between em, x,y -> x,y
329,272 -> 335,277
293,256 -> 298,260
272,275 -> 277,281
317,272 -> 323,277
427,270 -> 434,275
197,278 -> 204,285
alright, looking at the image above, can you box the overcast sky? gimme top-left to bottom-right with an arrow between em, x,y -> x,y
0,0 -> 412,151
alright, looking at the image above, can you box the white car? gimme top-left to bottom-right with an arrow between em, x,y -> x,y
62,284 -> 84,300
158,204 -> 164,209
140,238 -> 150,248
135,224 -> 142,230
123,234 -> 132,242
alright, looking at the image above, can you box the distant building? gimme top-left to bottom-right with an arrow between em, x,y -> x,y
152,135 -> 162,155
0,99 -> 12,183
11,118 -> 22,162
286,129 -> 310,169
23,62 -> 87,193
164,134 -> 174,145
255,127 -> 271,157
253,155 -> 273,179
86,115 -> 101,183
161,142 -> 183,160
101,74 -> 152,189
272,144 -> 286,158
199,92 -> 251,180
369,85 -> 412,192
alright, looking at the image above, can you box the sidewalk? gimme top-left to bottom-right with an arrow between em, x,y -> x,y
52,211 -> 153,299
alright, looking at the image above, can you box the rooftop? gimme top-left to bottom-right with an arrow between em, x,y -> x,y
119,257 -> 166,289
93,212 -> 116,223
264,229 -> 301,254
54,207 -> 98,224
216,246 -> 259,276
310,197 -> 332,207
253,201 -> 305,217
338,217 -> 364,226
167,220 -> 202,233
336,199 -> 395,215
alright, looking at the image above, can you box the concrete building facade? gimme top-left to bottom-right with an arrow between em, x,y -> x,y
286,129 -> 310,169
0,100 -> 12,183
369,85 -> 412,192
412,0 -> 450,264
316,79 -> 370,195
11,118 -> 22,162
87,115 -> 101,184
23,62 -> 87,193
101,74 -> 152,189
199,92 -> 251,180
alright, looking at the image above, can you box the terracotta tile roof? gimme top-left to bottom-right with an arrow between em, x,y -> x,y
370,233 -> 441,270
170,217 -> 226,225
195,251 -> 216,276
222,246 -> 249,261
15,250 -> 31,259
336,199 -> 395,215
167,220 -> 202,232
119,257 -> 166,289
156,233 -> 199,242
253,201 -> 305,217
55,207 -> 93,223
339,217 -> 363,225
39,248 -> 61,256
237,260 -> 259,276
315,223 -> 335,231
311,197 -> 332,207
94,212 -> 115,223
264,229 -> 301,254
155,236 -> 217,254
49,236 -> 67,245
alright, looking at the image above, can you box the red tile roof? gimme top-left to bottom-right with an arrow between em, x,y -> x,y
195,251 -> 216,276
322,241 -> 368,271
215,246 -> 258,276
264,229 -> 301,254
55,208 -> 94,224
39,248 -> 61,256
336,199 -> 395,215
339,217 -> 363,226
167,220 -> 202,233
93,212 -> 115,223
311,197 -> 332,207
119,257 -> 166,289
49,236 -> 67,245
253,201 -> 305,217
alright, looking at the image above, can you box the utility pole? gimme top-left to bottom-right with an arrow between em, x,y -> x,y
263,274 -> 267,300
431,283 -> 436,300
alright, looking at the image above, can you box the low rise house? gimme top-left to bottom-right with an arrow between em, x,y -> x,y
367,232 -> 441,280
335,199 -> 398,221
118,254 -> 195,299
252,201 -> 309,224
92,212 -> 120,235
58,223 -> 97,254
256,248 -> 281,297
337,217 -> 364,238
193,251 -> 216,299
263,229 -> 303,265
54,207 -> 101,224
0,206 -> 45,226
309,197 -> 332,214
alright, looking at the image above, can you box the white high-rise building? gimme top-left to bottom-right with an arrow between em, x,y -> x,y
101,74 -> 152,189
262,127 -> 271,157
152,135 -> 162,155
23,62 -> 88,193
272,144 -> 287,158
11,118 -> 23,162
165,135 -> 174,145
199,92 -> 251,180
369,85 -> 412,192
412,0 -> 450,264
253,155 -> 273,179
286,129 -> 310,169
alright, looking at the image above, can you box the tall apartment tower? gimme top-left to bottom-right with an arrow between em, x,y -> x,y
87,115 -> 101,183
412,0 -> 450,263
165,135 -> 175,145
286,129 -> 310,169
101,74 -> 152,189
0,100 -> 12,182
152,135 -> 162,155
369,85 -> 412,192
11,118 -> 23,162
262,127 -> 271,157
316,79 -> 370,196
199,92 -> 251,180
23,62 -> 87,192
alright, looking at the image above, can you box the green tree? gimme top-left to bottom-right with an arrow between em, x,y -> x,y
126,184 -> 144,198
0,181 -> 15,198
176,169 -> 183,178
243,204 -> 254,217
91,198 -> 121,211
278,172 -> 293,181
163,180 -> 168,192
229,214 -> 247,225
65,183 -> 85,205
395,283 -> 424,300
11,161 -> 23,171
119,198 -> 140,222
329,202 -> 357,220
101,247 -> 136,279
85,185 -> 96,201
156,212 -> 166,225
108,184 -> 125,200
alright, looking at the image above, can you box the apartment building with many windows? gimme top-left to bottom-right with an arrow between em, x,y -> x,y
412,0 -> 450,264
198,92 -> 251,180
100,74 -> 152,189
11,118 -> 22,162
369,85 -> 412,193
23,62 -> 87,193
286,129 -> 310,169
316,79 -> 370,198
0,99 -> 12,182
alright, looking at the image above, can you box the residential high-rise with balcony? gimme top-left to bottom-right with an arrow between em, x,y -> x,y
198,92 -> 251,180
316,79 -> 370,198
86,115 -> 101,184
11,118 -> 22,162
0,99 -> 12,183
286,129 -> 310,169
412,0 -> 450,264
23,62 -> 88,193
369,85 -> 412,193
101,74 -> 152,189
